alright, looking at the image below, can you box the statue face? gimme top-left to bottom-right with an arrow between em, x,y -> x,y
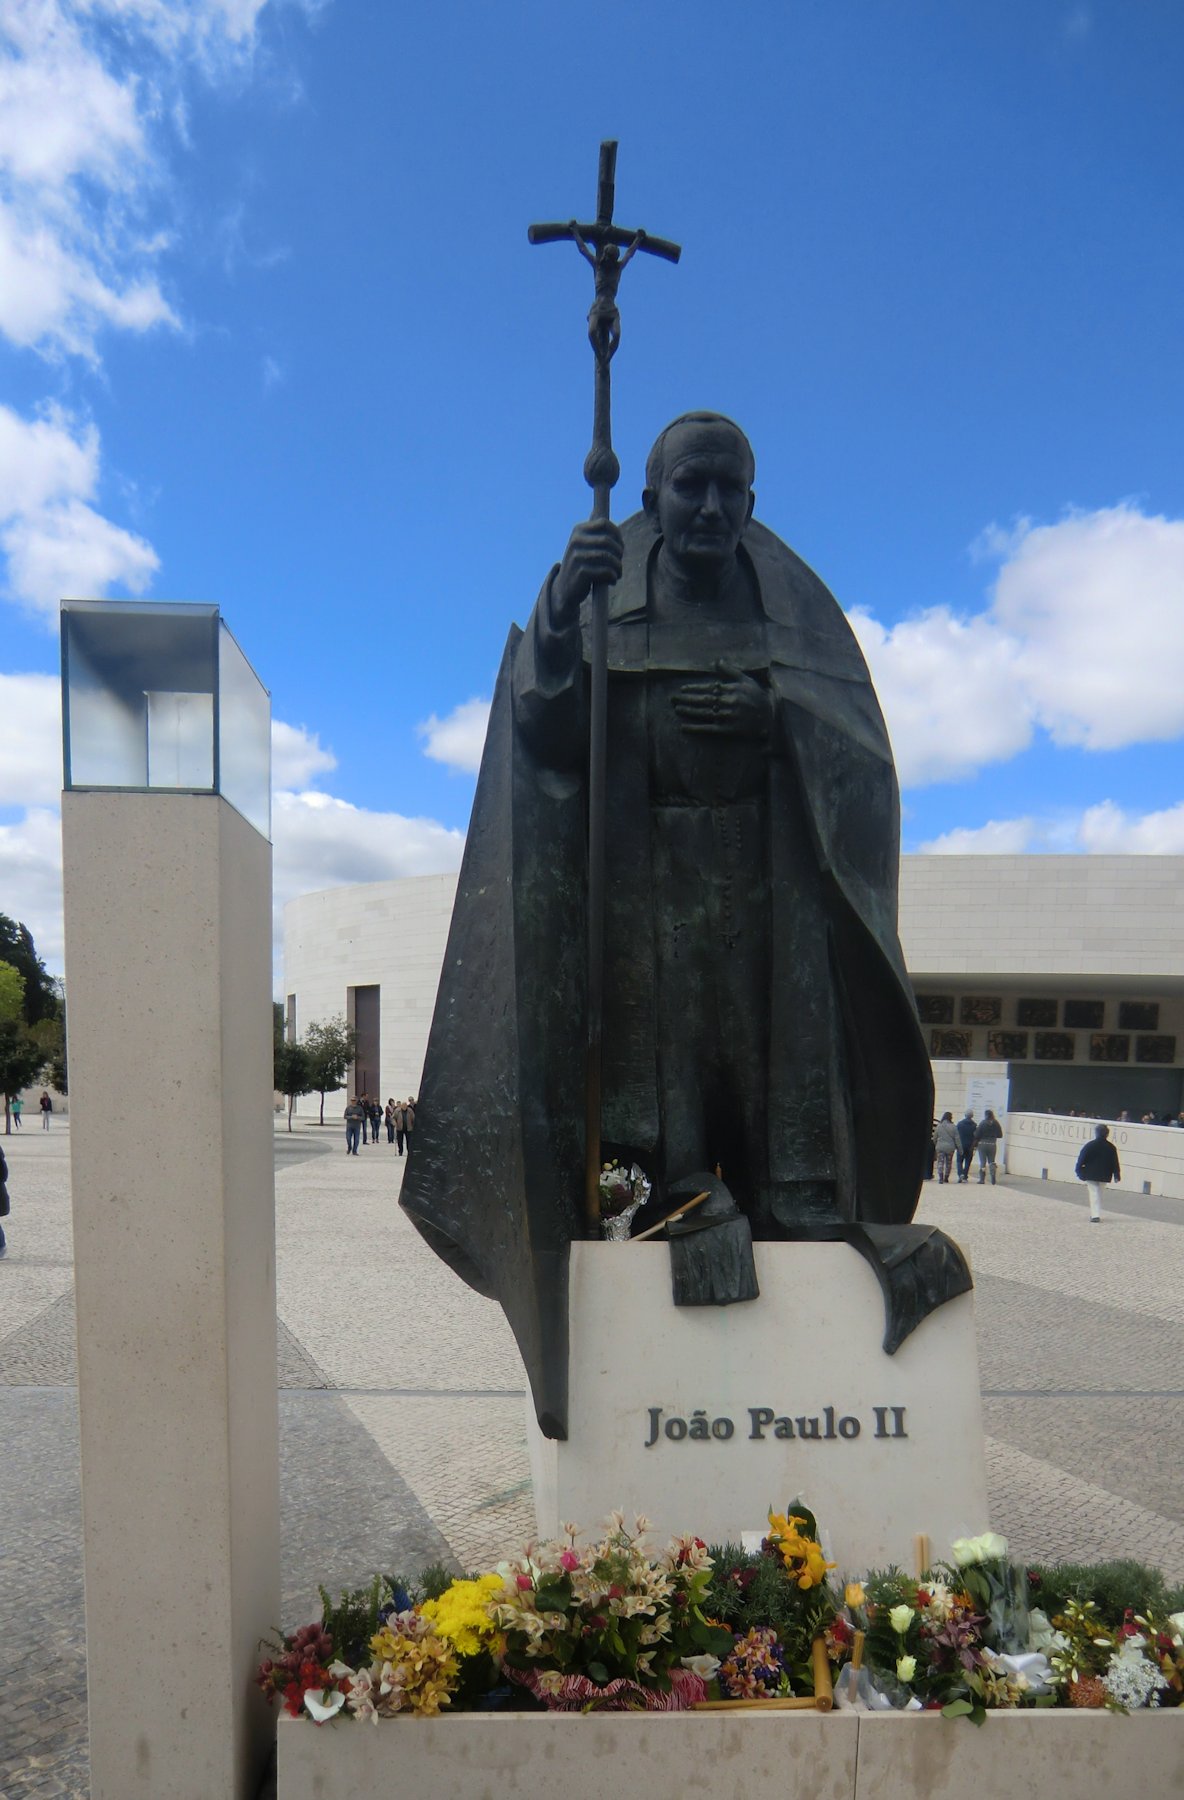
645,422 -> 755,569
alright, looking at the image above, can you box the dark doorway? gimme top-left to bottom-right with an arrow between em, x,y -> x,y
351,985 -> 381,1101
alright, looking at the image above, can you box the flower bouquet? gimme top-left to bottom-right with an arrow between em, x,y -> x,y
704,1504 -> 839,1705
950,1531 -> 1030,1654
597,1160 -> 651,1240
490,1512 -> 732,1710
259,1517 -> 1184,1728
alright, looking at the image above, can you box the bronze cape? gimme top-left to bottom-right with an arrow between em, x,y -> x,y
401,513 -> 970,1438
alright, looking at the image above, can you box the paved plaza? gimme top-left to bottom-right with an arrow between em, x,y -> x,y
1,1119 -> 1182,1796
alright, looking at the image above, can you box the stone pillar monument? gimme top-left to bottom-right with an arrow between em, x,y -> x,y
61,601 -> 278,1800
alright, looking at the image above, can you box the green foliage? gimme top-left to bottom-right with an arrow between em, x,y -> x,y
0,915 -> 58,1026
0,961 -> 25,1022
416,1562 -> 461,1602
318,1576 -> 386,1666
1027,1559 -> 1173,1626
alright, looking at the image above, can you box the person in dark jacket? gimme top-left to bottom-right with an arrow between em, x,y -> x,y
954,1111 -> 976,1183
1075,1123 -> 1120,1223
0,1141 -> 8,1257
973,1109 -> 1003,1185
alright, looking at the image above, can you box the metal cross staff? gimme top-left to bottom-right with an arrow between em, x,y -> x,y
529,141 -> 680,1229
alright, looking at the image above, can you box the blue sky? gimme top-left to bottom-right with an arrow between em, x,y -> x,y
2,0 -> 1183,972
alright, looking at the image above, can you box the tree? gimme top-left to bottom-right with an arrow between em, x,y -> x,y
274,1039 -> 313,1133
0,915 -> 58,1026
303,1016 -> 358,1126
0,1016 -> 48,1133
31,1012 -> 67,1096
0,961 -> 24,1022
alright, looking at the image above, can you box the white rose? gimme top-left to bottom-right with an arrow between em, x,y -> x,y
888,1604 -> 915,1635
950,1531 -> 1009,1567
896,1655 -> 917,1683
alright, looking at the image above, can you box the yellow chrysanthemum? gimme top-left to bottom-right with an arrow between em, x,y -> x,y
421,1574 -> 503,1658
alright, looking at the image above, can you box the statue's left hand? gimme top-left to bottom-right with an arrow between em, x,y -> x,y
671,661 -> 772,740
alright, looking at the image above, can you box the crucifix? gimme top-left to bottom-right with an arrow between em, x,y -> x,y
529,141 -> 681,1231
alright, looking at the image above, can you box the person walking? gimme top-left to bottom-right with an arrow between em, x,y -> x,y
368,1098 -> 383,1145
402,1098 -> 416,1154
359,1096 -> 371,1145
974,1109 -> 1003,1185
1075,1123 -> 1120,1223
934,1112 -> 959,1184
10,1094 -> 22,1129
385,1098 -> 397,1145
0,1141 -> 9,1257
954,1111 -> 976,1183
344,1096 -> 364,1155
392,1100 -> 406,1155
39,1089 -> 52,1129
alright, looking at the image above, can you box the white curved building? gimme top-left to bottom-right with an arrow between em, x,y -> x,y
283,855 -> 1184,1124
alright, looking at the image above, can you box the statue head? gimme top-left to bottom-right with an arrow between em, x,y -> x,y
643,412 -> 755,570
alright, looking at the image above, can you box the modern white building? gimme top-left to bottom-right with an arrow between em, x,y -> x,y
283,855 -> 1184,1126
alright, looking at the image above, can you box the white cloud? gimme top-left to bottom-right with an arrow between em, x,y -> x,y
6,493 -> 158,613
0,403 -> 158,618
852,501 -> 1184,787
271,788 -> 465,952
849,607 -> 1032,787
1076,799 -> 1184,855
0,806 -> 65,967
0,4 -> 177,358
0,672 -> 62,805
991,505 -> 1184,750
919,818 -> 1037,856
0,402 -> 97,516
919,800 -> 1184,857
417,697 -> 490,775
271,719 -> 336,788
0,1 -> 320,360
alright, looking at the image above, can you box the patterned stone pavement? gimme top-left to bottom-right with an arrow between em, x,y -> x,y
0,1123 -> 1181,1796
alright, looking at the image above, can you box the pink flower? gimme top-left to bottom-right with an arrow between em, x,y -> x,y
516,1574 -> 534,1590
559,1549 -> 580,1571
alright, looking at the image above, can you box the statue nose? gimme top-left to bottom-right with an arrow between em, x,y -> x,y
700,482 -> 723,517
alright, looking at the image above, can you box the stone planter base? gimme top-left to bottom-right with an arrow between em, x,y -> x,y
279,1707 -> 1183,1799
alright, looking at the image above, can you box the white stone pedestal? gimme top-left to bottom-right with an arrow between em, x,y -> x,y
529,1242 -> 988,1571
62,791 -> 279,1800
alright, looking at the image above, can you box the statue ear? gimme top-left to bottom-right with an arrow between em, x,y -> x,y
746,489 -> 756,523
642,486 -> 657,518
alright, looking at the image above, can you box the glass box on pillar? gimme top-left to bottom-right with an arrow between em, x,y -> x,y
58,599 -> 280,1800
61,598 -> 270,835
